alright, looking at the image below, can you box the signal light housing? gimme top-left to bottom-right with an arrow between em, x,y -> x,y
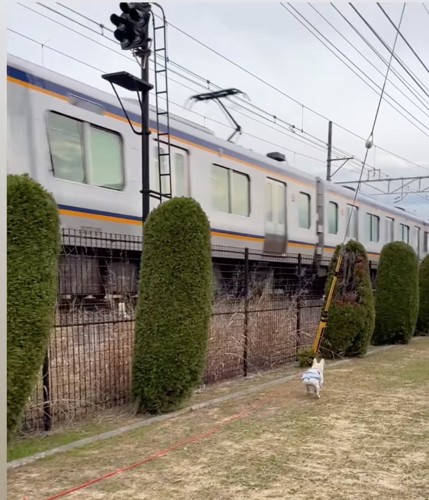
110,3 -> 152,50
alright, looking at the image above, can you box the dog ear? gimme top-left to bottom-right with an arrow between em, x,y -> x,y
312,358 -> 317,367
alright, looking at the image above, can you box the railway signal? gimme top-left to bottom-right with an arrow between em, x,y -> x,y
104,2 -> 154,224
111,3 -> 152,50
103,3 -> 172,225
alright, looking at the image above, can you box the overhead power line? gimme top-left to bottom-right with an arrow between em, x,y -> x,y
280,2 -> 429,138
19,2 -> 353,161
7,28 -> 329,170
377,3 -> 429,77
349,3 -> 429,100
10,2 -> 429,202
309,3 -> 429,118
17,3 -> 329,158
41,1 -> 429,175
330,3 -> 429,113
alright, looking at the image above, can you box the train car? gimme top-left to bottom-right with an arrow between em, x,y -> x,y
7,54 -> 429,298
317,179 -> 429,260
7,54 -> 319,255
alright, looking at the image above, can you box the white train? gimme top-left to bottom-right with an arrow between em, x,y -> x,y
7,54 -> 429,295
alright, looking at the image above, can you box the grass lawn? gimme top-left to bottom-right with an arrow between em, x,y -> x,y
7,337 -> 429,500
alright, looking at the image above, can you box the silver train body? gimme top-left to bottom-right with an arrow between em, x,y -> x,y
7,55 -> 429,274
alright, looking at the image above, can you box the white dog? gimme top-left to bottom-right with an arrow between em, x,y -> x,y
301,358 -> 325,398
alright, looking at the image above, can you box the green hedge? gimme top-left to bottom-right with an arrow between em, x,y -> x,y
416,255 -> 429,335
321,240 -> 375,358
132,197 -> 212,414
372,242 -> 419,345
7,174 -> 60,436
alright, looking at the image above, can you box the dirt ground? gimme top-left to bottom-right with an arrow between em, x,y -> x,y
8,337 -> 429,500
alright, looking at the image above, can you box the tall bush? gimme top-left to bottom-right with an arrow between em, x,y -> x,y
416,255 -> 429,335
320,240 -> 375,358
132,197 -> 212,414
7,174 -> 60,436
372,241 -> 419,345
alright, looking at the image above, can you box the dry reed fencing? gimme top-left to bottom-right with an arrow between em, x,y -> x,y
21,230 -> 328,434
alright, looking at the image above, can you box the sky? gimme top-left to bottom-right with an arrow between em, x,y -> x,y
7,1 -> 429,219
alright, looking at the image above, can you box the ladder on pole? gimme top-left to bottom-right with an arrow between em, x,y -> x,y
151,3 -> 172,202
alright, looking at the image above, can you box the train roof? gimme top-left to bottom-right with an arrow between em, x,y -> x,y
322,177 -> 426,224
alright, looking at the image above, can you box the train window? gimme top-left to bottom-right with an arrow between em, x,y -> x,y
346,204 -> 358,240
152,147 -> 187,197
298,192 -> 311,229
400,223 -> 410,243
365,213 -> 380,242
89,126 -> 124,190
151,145 -> 161,193
212,165 -> 230,213
266,182 -> 273,223
415,226 -> 421,256
47,112 -> 85,183
231,170 -> 250,216
174,153 -> 186,196
386,217 -> 394,242
328,201 -> 339,234
266,178 -> 286,226
211,164 -> 250,216
47,111 -> 124,190
372,215 -> 380,242
425,232 -> 429,252
276,182 -> 286,225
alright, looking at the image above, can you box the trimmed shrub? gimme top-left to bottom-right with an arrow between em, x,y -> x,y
372,242 -> 419,345
417,255 -> 429,335
7,174 -> 60,436
320,240 -> 375,358
132,197 -> 212,414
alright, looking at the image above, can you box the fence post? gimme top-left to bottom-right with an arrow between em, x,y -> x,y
368,260 -> 375,289
243,247 -> 249,377
42,350 -> 52,431
296,253 -> 302,356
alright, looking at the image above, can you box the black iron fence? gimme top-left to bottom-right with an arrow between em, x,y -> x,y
22,229 -> 334,433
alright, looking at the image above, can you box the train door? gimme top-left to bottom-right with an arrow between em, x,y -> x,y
263,178 -> 287,254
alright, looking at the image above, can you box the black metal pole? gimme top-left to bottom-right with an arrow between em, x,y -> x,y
296,253 -> 302,356
326,120 -> 333,181
140,45 -> 152,224
42,350 -> 52,431
243,247 -> 249,377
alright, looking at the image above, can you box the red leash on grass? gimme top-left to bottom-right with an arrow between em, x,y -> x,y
42,386 -> 285,500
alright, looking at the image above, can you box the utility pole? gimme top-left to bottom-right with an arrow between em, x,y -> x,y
324,120 -> 353,181
326,120 -> 333,181
136,42 -> 152,223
